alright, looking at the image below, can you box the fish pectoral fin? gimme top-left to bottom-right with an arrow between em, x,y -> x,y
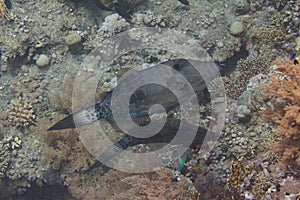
83,145 -> 123,173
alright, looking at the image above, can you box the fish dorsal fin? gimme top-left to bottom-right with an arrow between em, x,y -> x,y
97,91 -> 112,101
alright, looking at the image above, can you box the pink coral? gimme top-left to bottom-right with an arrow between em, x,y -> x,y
262,59 -> 300,167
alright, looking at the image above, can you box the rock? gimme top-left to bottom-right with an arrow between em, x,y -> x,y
36,54 -> 50,68
236,105 -> 251,119
231,145 -> 247,158
65,33 -> 82,50
110,77 -> 118,90
234,0 -> 250,15
1,65 -> 7,72
229,21 -> 245,36
249,132 -> 256,137
99,13 -> 130,38
12,150 -> 18,156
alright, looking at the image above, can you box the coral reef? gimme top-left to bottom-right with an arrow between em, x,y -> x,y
8,97 -> 36,127
1,0 -> 300,199
194,72 -> 282,199
224,56 -> 270,99
249,25 -> 286,45
262,59 -> 300,168
34,116 -> 95,173
98,13 -> 130,38
66,168 -> 199,200
227,158 -> 254,197
132,11 -> 170,27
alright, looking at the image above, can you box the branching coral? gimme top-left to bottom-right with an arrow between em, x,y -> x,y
249,25 -> 286,45
262,59 -> 300,167
224,56 -> 270,99
227,158 -> 255,193
8,97 -> 36,127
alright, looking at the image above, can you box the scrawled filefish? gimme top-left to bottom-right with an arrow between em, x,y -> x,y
48,59 -> 220,172
49,59 -> 218,130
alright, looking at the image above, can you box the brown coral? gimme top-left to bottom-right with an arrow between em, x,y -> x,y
8,97 -> 36,127
262,59 -> 300,167
227,158 -> 256,194
66,168 -> 199,200
33,116 -> 95,173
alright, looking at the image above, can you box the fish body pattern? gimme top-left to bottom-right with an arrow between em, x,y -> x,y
49,59 -> 218,130
48,59 -> 220,172
48,82 -> 178,130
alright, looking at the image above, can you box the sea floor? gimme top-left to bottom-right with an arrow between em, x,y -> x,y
0,0 -> 300,199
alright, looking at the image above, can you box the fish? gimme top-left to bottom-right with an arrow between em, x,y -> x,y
49,59 -> 218,130
48,59 -> 221,172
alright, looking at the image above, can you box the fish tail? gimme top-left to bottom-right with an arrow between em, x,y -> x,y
47,114 -> 75,131
48,109 -> 95,131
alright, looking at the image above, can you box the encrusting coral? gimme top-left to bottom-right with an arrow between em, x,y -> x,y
8,97 -> 36,127
262,59 -> 300,167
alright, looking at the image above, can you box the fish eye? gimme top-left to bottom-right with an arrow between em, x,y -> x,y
173,63 -> 184,71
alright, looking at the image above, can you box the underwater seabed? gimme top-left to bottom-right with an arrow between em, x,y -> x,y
0,0 -> 300,199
